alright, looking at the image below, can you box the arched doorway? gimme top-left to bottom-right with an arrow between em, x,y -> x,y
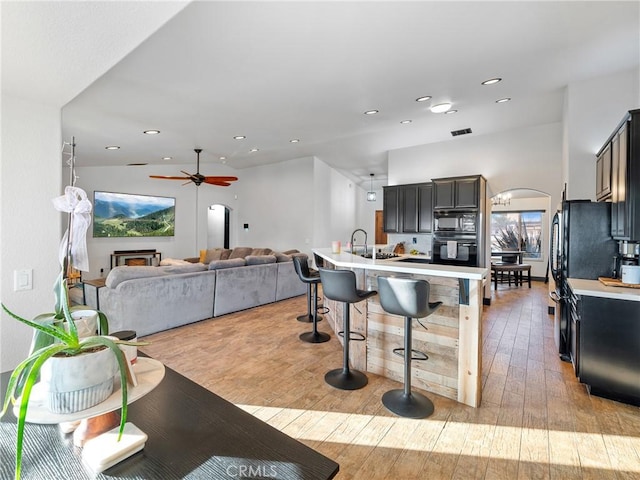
208,204 -> 230,249
490,188 -> 551,280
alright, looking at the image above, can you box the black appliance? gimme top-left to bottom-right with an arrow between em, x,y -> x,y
432,238 -> 478,267
433,210 -> 477,234
549,200 -> 618,361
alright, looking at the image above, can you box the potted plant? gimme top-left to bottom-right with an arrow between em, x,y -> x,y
1,177 -> 136,479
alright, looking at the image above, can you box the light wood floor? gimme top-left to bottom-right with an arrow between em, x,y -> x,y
140,280 -> 640,479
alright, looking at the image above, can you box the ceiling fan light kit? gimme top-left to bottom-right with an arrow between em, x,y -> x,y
150,149 -> 238,187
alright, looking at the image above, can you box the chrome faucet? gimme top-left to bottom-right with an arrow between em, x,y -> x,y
350,229 -> 368,256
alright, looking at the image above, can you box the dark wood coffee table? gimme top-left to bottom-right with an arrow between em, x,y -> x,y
0,358 -> 339,479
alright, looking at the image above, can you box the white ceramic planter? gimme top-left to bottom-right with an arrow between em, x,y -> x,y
40,346 -> 117,414
69,309 -> 99,338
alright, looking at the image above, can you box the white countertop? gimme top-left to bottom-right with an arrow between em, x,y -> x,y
568,278 -> 640,302
313,248 -> 488,280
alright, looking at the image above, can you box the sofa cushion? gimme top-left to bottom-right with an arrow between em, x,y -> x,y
251,248 -> 273,256
274,252 -> 292,263
160,258 -> 194,266
162,263 -> 208,274
106,266 -> 168,289
208,258 -> 247,270
228,247 -> 253,259
200,248 -> 232,263
282,249 -> 300,255
245,254 -> 277,265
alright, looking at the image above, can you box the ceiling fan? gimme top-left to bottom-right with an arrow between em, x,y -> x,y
150,148 -> 238,186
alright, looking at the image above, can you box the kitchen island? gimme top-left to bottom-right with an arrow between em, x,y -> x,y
313,248 -> 488,407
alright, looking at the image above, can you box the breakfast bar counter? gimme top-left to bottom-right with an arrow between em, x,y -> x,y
313,248 -> 488,407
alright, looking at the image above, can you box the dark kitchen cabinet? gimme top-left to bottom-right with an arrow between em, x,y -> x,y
595,143 -> 612,201
598,109 -> 640,240
383,183 -> 433,233
433,175 -> 482,210
383,186 -> 400,233
417,183 -> 433,233
573,291 -> 640,406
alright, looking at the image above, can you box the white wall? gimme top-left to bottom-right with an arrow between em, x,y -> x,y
564,67 -> 640,200
388,122 -> 564,210
234,156 -> 314,254
72,162 -> 238,279
74,156 -> 369,276
1,96 -> 63,372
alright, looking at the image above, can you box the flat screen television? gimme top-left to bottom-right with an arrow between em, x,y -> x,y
93,191 -> 175,237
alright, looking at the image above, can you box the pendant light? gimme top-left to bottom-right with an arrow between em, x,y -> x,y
366,173 -> 376,201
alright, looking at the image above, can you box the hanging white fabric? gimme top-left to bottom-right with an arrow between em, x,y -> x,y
53,186 -> 92,272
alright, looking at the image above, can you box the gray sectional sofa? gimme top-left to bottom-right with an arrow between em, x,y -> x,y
85,248 -> 307,337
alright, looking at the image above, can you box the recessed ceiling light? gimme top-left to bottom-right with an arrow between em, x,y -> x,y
162,156 -> 172,160
430,103 -> 452,113
105,145 -> 120,150
219,156 -> 226,160
496,97 -> 511,103
249,148 -> 259,153
416,96 -> 432,102
364,110 -> 379,115
233,135 -> 246,140
400,120 -> 412,124
290,139 -> 300,143
143,130 -> 160,135
444,110 -> 458,114
482,78 -> 502,85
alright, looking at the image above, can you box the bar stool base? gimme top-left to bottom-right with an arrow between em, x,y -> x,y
325,368 -> 368,390
297,314 -> 323,323
382,389 -> 434,419
299,331 -> 330,343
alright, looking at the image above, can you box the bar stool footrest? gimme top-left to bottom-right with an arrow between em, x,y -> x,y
392,347 -> 428,361
337,330 -> 366,342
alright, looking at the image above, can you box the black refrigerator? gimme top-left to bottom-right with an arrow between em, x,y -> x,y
550,200 -> 618,360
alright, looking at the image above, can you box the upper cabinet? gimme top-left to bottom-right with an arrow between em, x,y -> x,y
433,175 -> 484,210
597,109 -> 640,241
383,183 -> 433,233
595,143 -> 612,201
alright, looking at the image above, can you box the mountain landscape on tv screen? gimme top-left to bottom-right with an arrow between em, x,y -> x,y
93,193 -> 175,237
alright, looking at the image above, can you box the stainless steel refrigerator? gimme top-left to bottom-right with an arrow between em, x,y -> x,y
549,200 -> 618,360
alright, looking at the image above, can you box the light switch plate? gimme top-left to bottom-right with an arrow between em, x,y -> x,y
14,269 -> 33,291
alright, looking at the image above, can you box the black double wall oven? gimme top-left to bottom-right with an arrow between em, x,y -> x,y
432,210 -> 479,267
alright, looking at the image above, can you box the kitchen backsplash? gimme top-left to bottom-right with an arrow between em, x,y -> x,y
386,234 -> 432,256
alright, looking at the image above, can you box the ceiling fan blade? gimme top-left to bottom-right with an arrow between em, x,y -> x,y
203,179 -> 232,186
203,176 -> 238,182
150,175 -> 191,180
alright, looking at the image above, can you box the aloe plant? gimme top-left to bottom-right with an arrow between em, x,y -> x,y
1,273 -> 131,480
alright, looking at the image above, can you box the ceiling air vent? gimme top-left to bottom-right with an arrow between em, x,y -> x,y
451,128 -> 472,137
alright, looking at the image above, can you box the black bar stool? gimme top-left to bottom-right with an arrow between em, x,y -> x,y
292,256 -> 330,343
293,255 -> 323,323
376,276 -> 442,418
318,268 -> 377,390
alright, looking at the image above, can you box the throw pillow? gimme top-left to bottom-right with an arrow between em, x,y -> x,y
251,248 -> 273,256
274,252 -> 292,263
245,255 -> 277,265
228,247 -> 253,259
282,249 -> 300,255
208,258 -> 247,270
